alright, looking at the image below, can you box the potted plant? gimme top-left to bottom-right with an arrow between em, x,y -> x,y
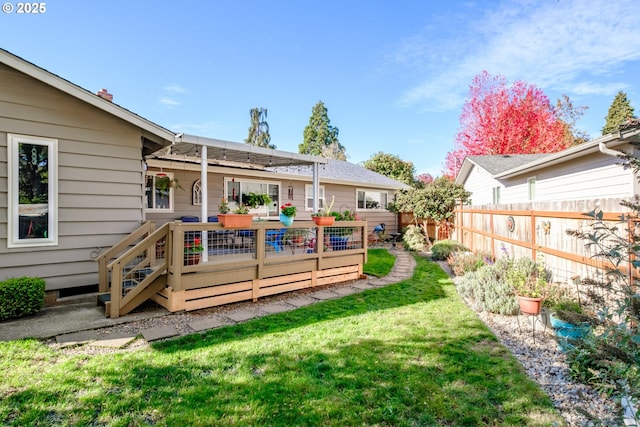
280,203 -> 297,226
507,255 -> 549,315
155,173 -> 182,197
217,201 -> 253,228
243,192 -> 272,209
548,291 -> 596,352
184,237 -> 204,266
311,195 -> 336,226
325,209 -> 361,250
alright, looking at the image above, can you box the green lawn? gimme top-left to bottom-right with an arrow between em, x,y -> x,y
0,254 -> 564,426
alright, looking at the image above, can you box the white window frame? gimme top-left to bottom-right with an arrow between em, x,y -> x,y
223,177 -> 280,217
7,134 -> 58,248
492,186 -> 501,204
356,188 -> 388,211
145,172 -> 175,212
305,184 -> 325,211
527,177 -> 536,201
193,179 -> 202,206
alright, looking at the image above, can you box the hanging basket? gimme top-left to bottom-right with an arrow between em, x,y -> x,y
279,213 -> 294,227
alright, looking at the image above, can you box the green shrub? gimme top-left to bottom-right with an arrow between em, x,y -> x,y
0,277 -> 46,321
447,251 -> 492,276
430,240 -> 468,261
402,225 -> 427,252
456,263 -> 520,315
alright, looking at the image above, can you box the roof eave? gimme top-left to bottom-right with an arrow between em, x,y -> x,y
0,49 -> 175,144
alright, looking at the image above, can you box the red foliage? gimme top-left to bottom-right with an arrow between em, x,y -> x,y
445,71 -> 568,177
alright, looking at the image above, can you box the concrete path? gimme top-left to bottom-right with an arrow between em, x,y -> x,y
1,247 -> 416,344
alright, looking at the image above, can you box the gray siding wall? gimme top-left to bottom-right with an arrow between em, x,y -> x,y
0,64 -> 146,290
146,168 -> 400,235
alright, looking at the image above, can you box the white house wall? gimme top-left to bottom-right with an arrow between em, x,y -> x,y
464,164 -> 501,205
468,146 -> 636,206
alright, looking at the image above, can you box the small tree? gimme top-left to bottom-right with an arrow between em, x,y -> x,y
602,91 -> 636,135
362,152 -> 417,187
299,101 -> 346,160
245,107 -> 275,149
392,176 -> 471,244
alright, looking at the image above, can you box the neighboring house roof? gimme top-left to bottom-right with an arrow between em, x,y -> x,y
456,125 -> 640,184
269,159 -> 409,190
466,154 -> 549,175
0,48 -> 175,148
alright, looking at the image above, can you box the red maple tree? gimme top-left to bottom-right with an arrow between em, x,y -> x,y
445,71 -> 569,177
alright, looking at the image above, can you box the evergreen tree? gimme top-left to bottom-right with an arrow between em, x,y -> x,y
362,152 -> 417,187
602,91 -> 636,135
245,107 -> 275,149
299,101 -> 346,160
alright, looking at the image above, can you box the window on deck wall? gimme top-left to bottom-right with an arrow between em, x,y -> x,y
8,134 -> 58,248
305,185 -> 326,211
224,178 -> 280,216
357,189 -> 388,210
145,172 -> 174,211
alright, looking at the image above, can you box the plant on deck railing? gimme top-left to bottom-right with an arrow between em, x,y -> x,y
184,238 -> 204,254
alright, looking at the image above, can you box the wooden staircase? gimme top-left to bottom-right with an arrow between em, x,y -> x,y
96,222 -> 170,318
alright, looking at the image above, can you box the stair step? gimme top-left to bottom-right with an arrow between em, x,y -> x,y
97,293 -> 111,304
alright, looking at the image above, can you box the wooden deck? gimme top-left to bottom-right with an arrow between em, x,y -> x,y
97,220 -> 368,318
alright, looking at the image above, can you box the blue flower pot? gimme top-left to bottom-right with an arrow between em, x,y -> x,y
549,312 -> 592,352
329,235 -> 349,250
279,213 -> 294,227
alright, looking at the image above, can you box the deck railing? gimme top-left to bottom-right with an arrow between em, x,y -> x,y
100,220 -> 367,318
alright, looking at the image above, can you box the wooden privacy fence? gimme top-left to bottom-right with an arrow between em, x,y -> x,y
454,199 -> 636,285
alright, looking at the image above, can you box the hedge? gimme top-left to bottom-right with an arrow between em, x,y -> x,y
0,277 -> 46,321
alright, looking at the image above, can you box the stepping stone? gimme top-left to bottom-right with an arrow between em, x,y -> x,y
286,296 -> 317,307
56,330 -> 99,346
333,287 -> 358,296
260,303 -> 294,314
309,290 -> 338,300
91,333 -> 137,348
188,317 -> 225,332
351,282 -> 374,290
141,325 -> 179,342
226,309 -> 257,322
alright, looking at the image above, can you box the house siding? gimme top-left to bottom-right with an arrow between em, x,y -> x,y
464,146 -> 636,206
465,165 -> 501,205
0,63 -> 148,290
145,168 -> 400,236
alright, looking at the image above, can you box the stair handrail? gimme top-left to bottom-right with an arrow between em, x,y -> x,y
97,221 -> 155,293
107,223 -> 170,318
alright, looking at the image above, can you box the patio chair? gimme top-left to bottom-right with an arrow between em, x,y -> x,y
266,228 -> 286,252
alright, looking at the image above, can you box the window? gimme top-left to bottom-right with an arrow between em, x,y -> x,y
193,179 -> 202,205
527,177 -> 536,201
8,134 -> 58,248
145,172 -> 174,211
305,185 -> 325,211
357,189 -> 388,210
492,186 -> 501,204
224,178 -> 280,216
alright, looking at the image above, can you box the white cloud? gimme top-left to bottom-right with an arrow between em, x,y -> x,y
391,0 -> 640,112
164,84 -> 189,94
159,97 -> 181,107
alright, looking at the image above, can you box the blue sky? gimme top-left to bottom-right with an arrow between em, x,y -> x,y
1,0 -> 639,177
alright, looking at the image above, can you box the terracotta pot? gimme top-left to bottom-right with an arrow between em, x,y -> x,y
217,214 -> 253,228
517,295 -> 543,315
184,253 -> 201,266
312,216 -> 335,226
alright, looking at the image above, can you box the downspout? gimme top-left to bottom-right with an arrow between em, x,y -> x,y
598,140 -> 623,157
312,162 -> 320,213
